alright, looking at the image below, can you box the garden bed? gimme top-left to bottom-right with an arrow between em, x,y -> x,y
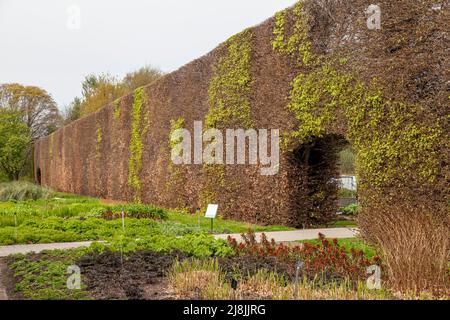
2,232 -> 394,301
1,185 -> 446,300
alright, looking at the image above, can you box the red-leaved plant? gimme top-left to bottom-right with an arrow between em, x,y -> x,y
228,231 -> 382,284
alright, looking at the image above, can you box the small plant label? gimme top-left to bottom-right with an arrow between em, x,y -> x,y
367,265 -> 382,290
205,204 -> 218,219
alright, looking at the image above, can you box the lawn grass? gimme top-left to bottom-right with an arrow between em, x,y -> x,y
166,210 -> 293,234
300,238 -> 378,259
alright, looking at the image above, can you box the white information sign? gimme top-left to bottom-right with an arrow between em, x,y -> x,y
205,204 -> 218,219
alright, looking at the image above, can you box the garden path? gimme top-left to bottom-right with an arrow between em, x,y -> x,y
0,241 -> 98,257
0,228 -> 358,258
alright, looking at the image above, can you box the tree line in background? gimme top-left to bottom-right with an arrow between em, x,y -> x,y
64,66 -> 163,124
0,65 -> 163,181
0,84 -> 61,181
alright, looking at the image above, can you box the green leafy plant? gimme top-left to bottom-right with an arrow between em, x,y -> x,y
339,204 -> 360,216
0,110 -> 32,181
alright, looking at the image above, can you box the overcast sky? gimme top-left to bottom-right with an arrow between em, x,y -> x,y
0,0 -> 297,109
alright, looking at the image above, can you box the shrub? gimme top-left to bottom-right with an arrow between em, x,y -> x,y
359,200 -> 450,297
228,231 -> 382,284
0,171 -> 9,182
0,182 -> 53,201
102,204 -> 168,220
339,204 -> 360,216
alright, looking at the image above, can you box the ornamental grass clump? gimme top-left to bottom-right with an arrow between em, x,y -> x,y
101,204 -> 168,220
359,199 -> 450,297
169,258 -> 233,300
168,258 -> 392,300
0,181 -> 53,201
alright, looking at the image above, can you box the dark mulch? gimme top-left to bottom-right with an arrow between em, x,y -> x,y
219,255 -> 295,281
77,251 -> 186,300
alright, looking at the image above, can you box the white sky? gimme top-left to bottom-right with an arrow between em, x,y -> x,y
0,0 -> 297,108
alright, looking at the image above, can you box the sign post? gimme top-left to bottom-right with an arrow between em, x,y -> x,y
205,204 -> 219,233
196,208 -> 201,230
294,260 -> 304,299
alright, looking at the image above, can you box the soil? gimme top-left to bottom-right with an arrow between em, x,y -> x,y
77,251 -> 186,300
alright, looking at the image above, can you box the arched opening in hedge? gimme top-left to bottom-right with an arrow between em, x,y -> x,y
288,134 -> 349,228
36,168 -> 42,185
